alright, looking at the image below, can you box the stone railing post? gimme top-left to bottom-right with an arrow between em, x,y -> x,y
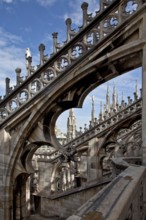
39,43 -> 46,66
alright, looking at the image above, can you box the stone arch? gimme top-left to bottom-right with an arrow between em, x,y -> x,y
3,47 -> 142,219
4,101 -> 57,219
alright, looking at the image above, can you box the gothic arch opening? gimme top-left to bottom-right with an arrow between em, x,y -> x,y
56,67 -> 142,145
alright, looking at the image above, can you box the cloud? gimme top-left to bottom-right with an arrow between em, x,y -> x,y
0,27 -> 39,97
1,0 -> 56,6
2,0 -> 13,3
0,27 -> 22,45
36,0 -> 57,7
0,29 -> 24,95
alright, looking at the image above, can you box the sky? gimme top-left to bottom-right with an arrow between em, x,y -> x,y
0,0 -> 142,133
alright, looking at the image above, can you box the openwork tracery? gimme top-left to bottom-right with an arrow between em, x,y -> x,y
0,0 -> 144,122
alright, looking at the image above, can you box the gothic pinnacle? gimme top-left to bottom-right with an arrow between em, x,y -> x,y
81,2 -> 90,28
5,77 -> 10,96
91,96 -> 95,124
52,32 -> 58,54
39,43 -> 46,66
15,67 -> 22,86
99,101 -> 103,121
112,82 -> 117,110
134,80 -> 138,101
25,48 -> 31,59
106,82 -> 110,112
135,80 -> 138,96
66,18 -> 72,42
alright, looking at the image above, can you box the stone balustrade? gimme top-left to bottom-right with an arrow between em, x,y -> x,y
0,0 -> 144,124
67,165 -> 146,220
63,98 -> 142,151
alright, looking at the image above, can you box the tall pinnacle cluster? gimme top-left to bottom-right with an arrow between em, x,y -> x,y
65,81 -> 140,143
92,83 -> 119,123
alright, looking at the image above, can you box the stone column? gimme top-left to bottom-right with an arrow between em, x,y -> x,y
142,44 -> 146,166
142,43 -> 146,220
87,137 -> 101,181
5,78 -> 10,96
62,168 -> 67,191
25,177 -> 31,217
39,44 -> 45,66
67,168 -> 71,189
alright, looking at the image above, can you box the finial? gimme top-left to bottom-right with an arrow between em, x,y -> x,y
81,2 -> 88,10
5,77 -> 10,96
15,67 -> 21,76
25,48 -> 31,59
127,96 -> 131,104
52,32 -> 62,54
66,18 -> 72,26
15,67 -> 22,85
81,2 -> 92,28
39,43 -> 46,66
52,32 -> 58,39
65,18 -> 76,42
39,43 -> 45,52
52,32 -> 58,54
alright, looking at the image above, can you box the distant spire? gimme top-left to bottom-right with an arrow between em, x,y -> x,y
100,101 -> 102,114
91,96 -> 95,124
135,80 -> 138,95
121,92 -> 124,101
116,90 -> 119,105
106,82 -> 110,112
69,108 -> 74,117
135,80 -> 138,97
112,82 -> 117,110
91,96 -> 95,126
134,80 -> 138,101
121,92 -> 124,107
67,108 -> 77,141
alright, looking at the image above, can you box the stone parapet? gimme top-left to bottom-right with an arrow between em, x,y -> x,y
67,165 -> 146,220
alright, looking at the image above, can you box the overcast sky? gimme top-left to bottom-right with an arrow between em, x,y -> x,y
0,0 -> 142,132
